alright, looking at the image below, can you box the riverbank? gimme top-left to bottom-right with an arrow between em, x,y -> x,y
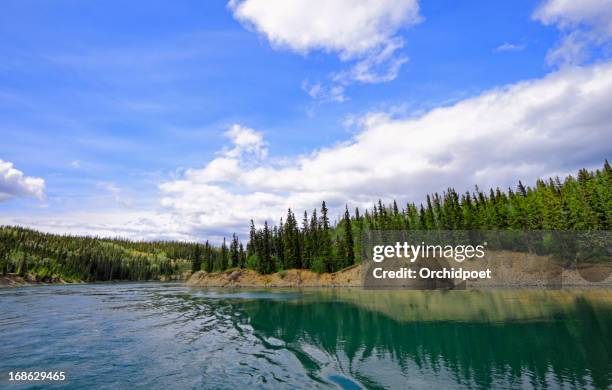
0,274 -> 78,288
187,251 -> 612,288
187,265 -> 362,288
0,273 -> 186,288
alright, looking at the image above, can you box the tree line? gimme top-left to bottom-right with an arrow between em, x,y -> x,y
243,161 -> 610,274
1,162 -> 609,280
0,228 -> 195,282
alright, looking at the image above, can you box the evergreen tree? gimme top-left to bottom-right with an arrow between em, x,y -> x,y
309,209 -> 319,260
239,242 -> 246,268
191,243 -> 201,273
302,210 -> 312,269
230,233 -> 239,268
320,201 -> 334,272
18,252 -> 28,277
205,241 -> 214,273
283,209 -> 300,269
343,205 -> 355,268
220,238 -> 228,270
247,220 -> 256,258
257,221 -> 274,274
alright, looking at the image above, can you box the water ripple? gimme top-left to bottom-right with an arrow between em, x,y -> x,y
1,284 -> 611,389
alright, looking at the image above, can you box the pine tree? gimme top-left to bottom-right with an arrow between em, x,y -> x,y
275,222 -> 285,269
247,220 -> 256,258
320,201 -> 334,272
283,209 -> 300,269
239,242 -> 246,268
517,180 -> 527,196
302,210 -> 311,269
258,221 -> 274,274
220,238 -> 228,270
191,243 -> 201,273
309,209 -> 319,260
205,241 -> 214,273
343,205 -> 355,268
18,252 -> 28,277
230,234 -> 239,268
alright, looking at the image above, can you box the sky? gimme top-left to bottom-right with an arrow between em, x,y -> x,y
1,0 -> 611,242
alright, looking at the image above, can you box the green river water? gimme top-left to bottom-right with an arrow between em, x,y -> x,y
1,283 -> 611,389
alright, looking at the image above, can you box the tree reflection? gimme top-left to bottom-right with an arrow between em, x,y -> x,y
238,290 -> 612,389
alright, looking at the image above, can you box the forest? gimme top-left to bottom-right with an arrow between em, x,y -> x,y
244,162 -> 611,274
1,161 -> 610,281
0,229 -> 193,282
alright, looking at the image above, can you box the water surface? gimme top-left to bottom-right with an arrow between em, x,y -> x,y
1,283 -> 611,389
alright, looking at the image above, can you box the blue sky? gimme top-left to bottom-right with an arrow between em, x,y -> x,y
1,0 -> 611,241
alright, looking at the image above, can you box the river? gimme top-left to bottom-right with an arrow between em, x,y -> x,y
1,283 -> 611,389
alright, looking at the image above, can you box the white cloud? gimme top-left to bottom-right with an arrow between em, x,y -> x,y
228,0 -> 421,99
534,0 -> 612,66
544,30 -> 592,66
534,0 -> 612,37
223,124 -> 268,160
7,63 -> 612,241
495,43 -> 526,52
0,159 -> 45,202
333,37 -> 408,84
0,210 -> 198,242
70,160 -> 81,168
301,80 -> 348,103
160,62 -> 612,235
228,0 -> 420,58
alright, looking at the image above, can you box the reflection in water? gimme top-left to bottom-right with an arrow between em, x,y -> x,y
239,290 -> 612,389
1,284 -> 611,389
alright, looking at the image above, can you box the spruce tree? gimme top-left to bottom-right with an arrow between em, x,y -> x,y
220,238 -> 228,270
343,205 -> 355,268
517,180 -> 527,196
283,209 -> 299,269
309,209 -> 319,260
239,242 -> 246,268
247,220 -> 256,258
302,210 -> 311,269
205,241 -> 214,273
230,234 -> 239,268
320,201 -> 334,272
259,221 -> 274,274
191,243 -> 201,273
275,222 -> 285,269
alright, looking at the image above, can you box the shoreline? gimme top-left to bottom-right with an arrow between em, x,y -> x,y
186,262 -> 612,289
0,275 -> 183,288
0,275 -> 81,288
4,260 -> 612,289
3,278 -> 612,289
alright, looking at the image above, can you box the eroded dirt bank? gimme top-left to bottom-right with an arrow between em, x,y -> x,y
187,265 -> 362,288
187,251 -> 612,288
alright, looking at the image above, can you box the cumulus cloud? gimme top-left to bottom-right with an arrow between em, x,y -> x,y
228,0 -> 421,100
223,124 -> 268,159
160,62 -> 612,235
0,159 -> 45,202
8,64 -> 611,241
228,0 -> 420,58
534,0 -> 612,65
